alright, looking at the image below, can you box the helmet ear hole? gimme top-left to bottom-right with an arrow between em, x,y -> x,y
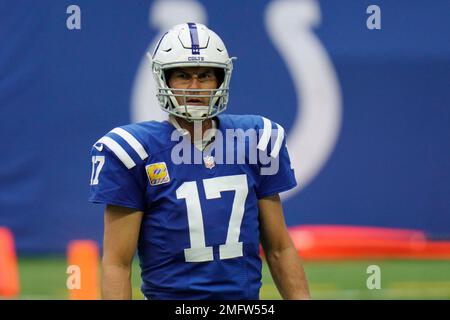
164,69 -> 175,87
214,68 -> 225,87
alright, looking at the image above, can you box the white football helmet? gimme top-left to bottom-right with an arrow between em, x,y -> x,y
149,23 -> 234,121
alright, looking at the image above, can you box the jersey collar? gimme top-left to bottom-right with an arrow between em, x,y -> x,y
168,115 -> 217,151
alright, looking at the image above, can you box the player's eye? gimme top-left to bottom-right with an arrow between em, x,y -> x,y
173,71 -> 189,79
198,71 -> 216,81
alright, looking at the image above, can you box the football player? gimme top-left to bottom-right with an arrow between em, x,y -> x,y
89,23 -> 310,300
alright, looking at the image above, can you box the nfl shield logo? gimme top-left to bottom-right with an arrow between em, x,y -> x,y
203,155 -> 215,169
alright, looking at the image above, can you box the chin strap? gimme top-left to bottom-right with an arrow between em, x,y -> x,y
173,105 -> 211,121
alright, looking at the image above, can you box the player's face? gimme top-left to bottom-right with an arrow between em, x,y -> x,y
167,67 -> 219,106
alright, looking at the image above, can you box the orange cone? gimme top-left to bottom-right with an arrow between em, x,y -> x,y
0,227 -> 20,298
67,240 -> 99,300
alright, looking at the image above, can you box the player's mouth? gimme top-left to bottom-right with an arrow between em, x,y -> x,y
186,98 -> 205,105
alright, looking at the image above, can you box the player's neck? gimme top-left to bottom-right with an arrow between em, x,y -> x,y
169,115 -> 214,143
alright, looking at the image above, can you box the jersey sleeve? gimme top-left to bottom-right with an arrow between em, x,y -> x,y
88,129 -> 148,211
254,118 -> 297,199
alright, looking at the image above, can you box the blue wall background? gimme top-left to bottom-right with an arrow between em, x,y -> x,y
0,0 -> 449,253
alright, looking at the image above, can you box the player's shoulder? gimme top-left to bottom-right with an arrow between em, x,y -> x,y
219,113 -> 287,158
119,120 -> 173,145
218,113 -> 285,131
91,120 -> 173,169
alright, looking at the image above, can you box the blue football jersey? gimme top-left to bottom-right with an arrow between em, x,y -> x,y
88,114 -> 297,300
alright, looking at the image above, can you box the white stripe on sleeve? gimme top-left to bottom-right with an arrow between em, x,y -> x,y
96,136 -> 136,169
110,127 -> 149,160
270,123 -> 285,158
257,117 -> 272,151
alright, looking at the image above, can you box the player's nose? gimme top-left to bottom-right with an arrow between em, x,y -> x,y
187,76 -> 201,90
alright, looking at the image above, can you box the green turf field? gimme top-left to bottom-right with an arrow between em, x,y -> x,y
15,256 -> 450,300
